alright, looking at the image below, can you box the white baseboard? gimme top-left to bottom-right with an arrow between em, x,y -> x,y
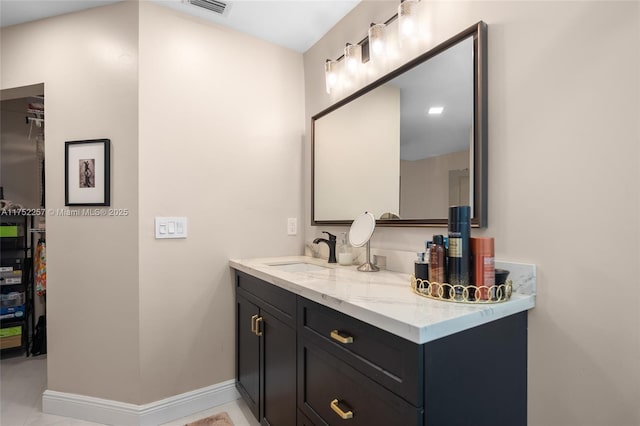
42,379 -> 241,426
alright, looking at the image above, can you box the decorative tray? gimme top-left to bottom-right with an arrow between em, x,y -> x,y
411,275 -> 512,304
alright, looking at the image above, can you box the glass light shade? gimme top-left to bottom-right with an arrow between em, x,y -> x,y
324,59 -> 338,94
344,43 -> 362,75
398,0 -> 420,44
368,23 -> 387,60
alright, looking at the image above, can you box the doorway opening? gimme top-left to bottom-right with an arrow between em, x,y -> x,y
1,82 -> 47,361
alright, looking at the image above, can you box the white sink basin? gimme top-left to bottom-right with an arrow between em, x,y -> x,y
268,262 -> 330,273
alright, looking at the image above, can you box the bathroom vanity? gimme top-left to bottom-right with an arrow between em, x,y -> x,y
230,256 -> 535,426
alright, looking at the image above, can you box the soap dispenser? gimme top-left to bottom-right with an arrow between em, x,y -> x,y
338,232 -> 353,265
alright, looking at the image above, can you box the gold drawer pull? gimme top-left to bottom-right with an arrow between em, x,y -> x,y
255,316 -> 263,336
330,330 -> 353,344
330,399 -> 353,420
251,314 -> 258,334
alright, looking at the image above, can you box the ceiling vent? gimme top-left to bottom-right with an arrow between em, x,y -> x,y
184,0 -> 229,16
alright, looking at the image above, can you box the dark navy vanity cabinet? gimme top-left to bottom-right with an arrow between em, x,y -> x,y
235,271 -> 527,426
236,271 -> 297,426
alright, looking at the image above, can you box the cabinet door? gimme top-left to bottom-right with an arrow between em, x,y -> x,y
237,295 -> 260,420
424,312 -> 527,426
297,409 -> 316,426
261,309 -> 296,426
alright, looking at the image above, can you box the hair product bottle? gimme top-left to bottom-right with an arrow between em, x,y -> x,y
471,237 -> 495,300
448,206 -> 471,300
415,252 -> 429,283
429,235 -> 446,297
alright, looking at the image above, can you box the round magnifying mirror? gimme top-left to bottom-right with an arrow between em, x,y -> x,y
349,212 -> 376,247
349,212 -> 379,272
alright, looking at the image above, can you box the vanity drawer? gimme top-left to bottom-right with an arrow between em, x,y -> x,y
236,271 -> 296,321
298,297 -> 422,406
298,342 -> 422,426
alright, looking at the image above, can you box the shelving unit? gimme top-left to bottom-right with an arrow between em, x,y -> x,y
1,214 -> 34,356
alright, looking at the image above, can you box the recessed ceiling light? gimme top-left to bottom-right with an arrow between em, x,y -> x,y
428,107 -> 444,115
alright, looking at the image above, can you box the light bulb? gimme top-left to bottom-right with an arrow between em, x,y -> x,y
401,19 -> 415,37
324,59 -> 338,94
398,0 -> 419,46
368,23 -> 387,61
344,43 -> 362,75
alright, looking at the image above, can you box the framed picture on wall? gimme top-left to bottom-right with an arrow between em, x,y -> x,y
64,139 -> 110,206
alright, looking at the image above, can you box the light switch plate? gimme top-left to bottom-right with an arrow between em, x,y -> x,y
287,218 -> 297,236
155,217 -> 188,239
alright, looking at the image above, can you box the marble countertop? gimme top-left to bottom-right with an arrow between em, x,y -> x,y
229,256 -> 536,344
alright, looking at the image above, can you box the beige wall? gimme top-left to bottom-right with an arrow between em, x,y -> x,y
2,2 -> 304,404
304,2 -> 640,425
1,2 -> 141,403
2,0 -> 305,407
138,3 -> 305,403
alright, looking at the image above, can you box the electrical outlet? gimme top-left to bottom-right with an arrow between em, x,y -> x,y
287,218 -> 297,236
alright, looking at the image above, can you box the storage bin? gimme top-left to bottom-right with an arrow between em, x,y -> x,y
0,270 -> 22,285
0,325 -> 22,337
0,304 -> 25,316
0,257 -> 24,269
0,325 -> 22,349
1,292 -> 25,307
0,334 -> 22,349
0,225 -> 18,237
0,237 -> 24,249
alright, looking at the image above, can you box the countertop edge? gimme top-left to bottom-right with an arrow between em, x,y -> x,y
230,257 -> 535,344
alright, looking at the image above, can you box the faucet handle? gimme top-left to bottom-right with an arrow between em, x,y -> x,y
323,231 -> 337,241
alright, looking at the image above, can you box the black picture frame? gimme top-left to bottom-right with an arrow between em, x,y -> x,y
64,139 -> 111,206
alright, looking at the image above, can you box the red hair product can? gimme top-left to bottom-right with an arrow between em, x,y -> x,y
471,237 -> 495,300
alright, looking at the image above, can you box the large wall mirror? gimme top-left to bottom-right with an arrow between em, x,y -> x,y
312,21 -> 487,227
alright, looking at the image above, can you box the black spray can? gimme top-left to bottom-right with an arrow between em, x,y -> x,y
415,252 -> 429,282
448,206 -> 471,300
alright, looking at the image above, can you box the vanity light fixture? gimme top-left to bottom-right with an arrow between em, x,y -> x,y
398,0 -> 420,45
368,23 -> 387,61
325,59 -> 338,94
323,0 -> 424,95
428,106 -> 444,115
344,43 -> 362,75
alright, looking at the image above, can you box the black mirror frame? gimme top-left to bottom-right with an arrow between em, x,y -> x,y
312,21 -> 488,228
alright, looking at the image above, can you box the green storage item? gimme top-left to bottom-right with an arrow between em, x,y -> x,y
0,226 -> 18,238
0,325 -> 22,337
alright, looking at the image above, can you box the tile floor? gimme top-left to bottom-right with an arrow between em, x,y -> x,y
1,354 -> 259,426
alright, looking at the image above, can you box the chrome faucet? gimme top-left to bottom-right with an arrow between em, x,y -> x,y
313,231 -> 337,264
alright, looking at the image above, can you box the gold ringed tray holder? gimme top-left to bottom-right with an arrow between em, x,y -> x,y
411,276 -> 513,304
